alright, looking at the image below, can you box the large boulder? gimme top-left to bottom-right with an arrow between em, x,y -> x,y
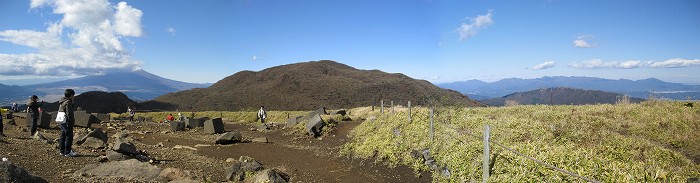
253,169 -> 288,183
158,167 -> 192,182
169,121 -> 185,132
216,132 -> 243,145
74,110 -> 97,128
186,117 -> 207,128
74,159 -> 162,181
106,150 -> 131,161
82,137 -> 107,149
0,161 -> 48,183
306,114 -> 325,136
38,111 -> 52,129
91,113 -> 110,123
204,118 -> 224,134
76,128 -> 108,146
225,156 -> 263,181
112,138 -> 138,155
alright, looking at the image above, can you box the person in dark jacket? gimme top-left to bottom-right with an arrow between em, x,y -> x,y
26,95 -> 43,136
0,109 -> 5,138
58,89 -> 78,157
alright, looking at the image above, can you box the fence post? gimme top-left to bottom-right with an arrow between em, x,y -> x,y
430,107 -> 434,142
391,101 -> 394,114
408,101 -> 411,123
381,100 -> 384,114
483,124 -> 490,183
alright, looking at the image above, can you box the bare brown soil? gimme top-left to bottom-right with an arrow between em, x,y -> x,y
0,117 -> 431,182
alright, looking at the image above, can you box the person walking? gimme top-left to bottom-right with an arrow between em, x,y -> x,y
257,106 -> 267,129
58,89 -> 78,157
127,107 -> 134,121
11,102 -> 18,112
26,95 -> 43,136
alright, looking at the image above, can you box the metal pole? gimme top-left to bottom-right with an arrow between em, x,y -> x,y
430,107 -> 434,142
408,101 -> 411,123
483,124 -> 490,183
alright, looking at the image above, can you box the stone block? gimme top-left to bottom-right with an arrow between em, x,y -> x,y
91,113 -> 110,123
38,111 -> 52,129
215,131 -> 242,145
169,121 -> 185,132
204,118 -> 224,134
306,114 -> 325,136
74,111 -> 93,128
76,128 -> 108,145
112,138 -> 138,155
186,118 -> 205,128
82,137 -> 107,149
253,169 -> 287,183
285,116 -> 303,128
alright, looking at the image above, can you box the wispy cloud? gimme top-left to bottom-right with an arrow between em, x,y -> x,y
568,58 -> 700,69
165,27 -> 176,35
573,34 -> 596,48
456,10 -> 493,41
529,61 -> 556,70
252,56 -> 259,61
0,0 -> 144,77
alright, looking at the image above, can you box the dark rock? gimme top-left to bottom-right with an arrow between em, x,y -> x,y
253,169 -> 288,183
683,102 -> 694,108
332,109 -> 346,116
216,132 -> 243,145
0,161 -> 48,183
74,111 -> 94,128
106,150 -> 131,161
306,114 -> 325,136
76,128 -> 108,145
38,111 -> 52,129
82,137 -> 107,149
74,159 -> 162,181
169,121 -> 185,132
225,156 -> 263,181
112,138 -> 138,155
204,118 -> 224,134
91,113 -> 110,123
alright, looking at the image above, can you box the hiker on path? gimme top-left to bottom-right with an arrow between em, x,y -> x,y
26,95 -> 43,136
58,89 -> 78,157
11,102 -> 18,112
128,107 -> 134,121
257,106 -> 267,128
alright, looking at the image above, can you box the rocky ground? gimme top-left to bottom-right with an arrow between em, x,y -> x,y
0,116 -> 431,183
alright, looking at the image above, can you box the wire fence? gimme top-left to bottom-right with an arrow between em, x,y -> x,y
376,100 -> 601,183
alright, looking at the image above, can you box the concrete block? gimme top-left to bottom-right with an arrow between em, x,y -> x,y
74,111 -> 93,128
306,114 -> 325,136
169,121 -> 185,132
92,113 -> 110,123
38,111 -> 52,129
186,118 -> 206,128
215,132 -> 242,144
285,116 -> 303,128
204,118 -> 224,134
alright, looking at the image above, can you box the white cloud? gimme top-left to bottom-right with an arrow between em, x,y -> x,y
568,58 -> 700,69
573,34 -> 596,48
456,10 -> 493,41
529,61 -> 556,70
252,56 -> 258,61
0,0 -> 143,76
165,27 -> 176,35
647,58 -> 700,68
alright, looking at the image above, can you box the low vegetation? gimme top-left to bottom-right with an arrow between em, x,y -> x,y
342,101 -> 700,182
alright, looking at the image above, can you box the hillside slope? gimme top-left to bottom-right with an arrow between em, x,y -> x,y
147,60 -> 482,111
41,91 -> 137,113
481,87 -> 645,106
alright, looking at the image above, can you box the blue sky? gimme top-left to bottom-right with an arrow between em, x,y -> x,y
1,0 -> 699,85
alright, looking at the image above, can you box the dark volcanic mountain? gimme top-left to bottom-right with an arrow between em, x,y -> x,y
41,91 -> 137,114
25,70 -> 209,101
438,76 -> 700,100
145,60 -> 482,111
480,87 -> 645,106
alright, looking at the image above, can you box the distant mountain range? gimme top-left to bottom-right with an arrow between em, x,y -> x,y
438,76 -> 700,100
0,70 -> 210,105
480,87 -> 645,106
143,60 -> 483,111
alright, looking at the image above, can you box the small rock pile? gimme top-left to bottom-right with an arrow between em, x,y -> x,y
225,156 -> 288,183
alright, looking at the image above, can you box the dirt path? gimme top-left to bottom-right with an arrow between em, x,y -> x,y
1,117 -> 431,182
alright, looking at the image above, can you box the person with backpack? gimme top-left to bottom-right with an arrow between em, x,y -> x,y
26,95 -> 43,136
0,109 -> 5,138
58,89 -> 78,157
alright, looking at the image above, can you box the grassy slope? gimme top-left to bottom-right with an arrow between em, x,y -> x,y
341,101 -> 700,182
